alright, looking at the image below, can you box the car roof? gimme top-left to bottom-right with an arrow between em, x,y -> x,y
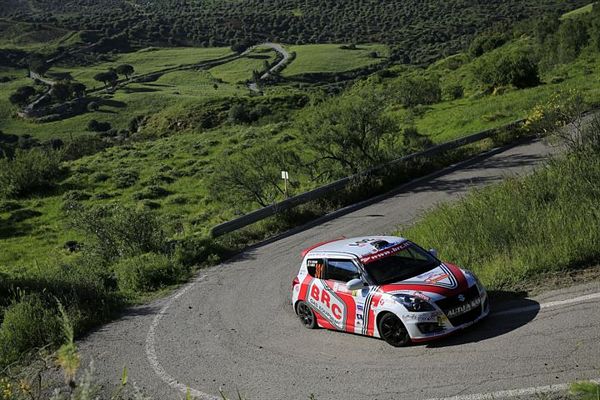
303,236 -> 408,259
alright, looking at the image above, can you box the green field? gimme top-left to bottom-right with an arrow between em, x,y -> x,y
561,2 -> 596,19
48,46 -> 233,89
282,44 -> 388,76
209,49 -> 276,83
392,40 -> 600,142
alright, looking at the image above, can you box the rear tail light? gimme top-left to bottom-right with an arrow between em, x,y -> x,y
292,276 -> 300,289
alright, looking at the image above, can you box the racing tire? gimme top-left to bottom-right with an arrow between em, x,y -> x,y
378,312 -> 410,347
296,301 -> 317,329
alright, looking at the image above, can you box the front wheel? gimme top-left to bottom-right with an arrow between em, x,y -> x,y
296,301 -> 317,329
378,313 -> 410,347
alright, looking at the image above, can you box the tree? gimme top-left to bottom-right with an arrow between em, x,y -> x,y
557,19 -> 589,63
299,87 -> 401,178
115,64 -> 134,79
52,81 -> 72,102
93,71 -> 118,88
393,76 -> 442,108
474,50 -> 540,89
70,82 -> 87,98
208,142 -> 301,208
9,86 -> 36,107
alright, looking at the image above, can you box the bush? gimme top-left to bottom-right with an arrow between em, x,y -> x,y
474,50 -> 540,89
113,252 -> 185,292
66,204 -> 167,264
113,169 -> 139,188
0,295 -> 62,366
393,75 -> 442,108
87,120 -> 112,132
442,83 -> 464,100
0,148 -> 64,199
132,185 -> 171,200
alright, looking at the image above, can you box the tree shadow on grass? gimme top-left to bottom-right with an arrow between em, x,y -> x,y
121,87 -> 160,94
98,99 -> 127,108
246,54 -> 271,60
424,290 -> 539,348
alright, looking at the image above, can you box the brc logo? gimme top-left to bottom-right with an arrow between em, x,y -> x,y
308,281 -> 346,330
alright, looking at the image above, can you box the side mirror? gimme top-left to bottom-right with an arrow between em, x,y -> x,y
429,248 -> 438,258
346,278 -> 366,291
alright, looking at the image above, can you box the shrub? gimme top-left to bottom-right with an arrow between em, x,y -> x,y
474,50 -> 540,90
393,75 -> 442,107
442,83 -> 464,100
0,295 -> 62,366
132,185 -> 171,200
87,120 -> 112,132
113,169 -> 139,188
92,172 -> 110,182
66,204 -> 167,264
62,190 -> 91,202
0,148 -> 64,199
113,252 -> 184,292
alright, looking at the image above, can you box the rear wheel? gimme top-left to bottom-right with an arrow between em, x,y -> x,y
296,301 -> 317,329
378,313 -> 410,347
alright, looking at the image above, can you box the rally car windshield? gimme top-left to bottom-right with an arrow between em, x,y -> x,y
363,243 -> 440,285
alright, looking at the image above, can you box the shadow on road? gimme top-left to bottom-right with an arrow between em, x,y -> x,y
425,290 -> 540,348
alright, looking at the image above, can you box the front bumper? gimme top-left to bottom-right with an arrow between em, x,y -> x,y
403,290 -> 490,342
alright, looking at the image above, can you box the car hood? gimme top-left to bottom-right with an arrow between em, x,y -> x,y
377,263 -> 469,297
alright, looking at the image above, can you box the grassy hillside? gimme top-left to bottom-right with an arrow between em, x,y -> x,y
0,0 -> 589,64
0,19 -> 80,52
48,46 -> 233,89
2,5 -> 600,372
402,125 -> 600,289
561,2 -> 596,19
282,44 -> 388,77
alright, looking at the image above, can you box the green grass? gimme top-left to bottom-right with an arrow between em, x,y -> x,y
282,44 -> 389,76
0,19 -> 79,52
396,43 -> 600,142
209,49 -> 276,83
401,146 -> 600,290
0,121 -> 295,267
48,46 -> 233,89
561,2 -> 596,19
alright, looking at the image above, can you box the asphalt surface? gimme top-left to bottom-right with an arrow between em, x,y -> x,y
80,136 -> 600,400
248,43 -> 291,92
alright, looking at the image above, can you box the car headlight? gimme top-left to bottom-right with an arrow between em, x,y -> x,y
393,294 -> 435,312
463,269 -> 485,292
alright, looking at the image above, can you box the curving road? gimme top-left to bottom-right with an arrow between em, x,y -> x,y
248,43 -> 291,92
80,136 -> 600,400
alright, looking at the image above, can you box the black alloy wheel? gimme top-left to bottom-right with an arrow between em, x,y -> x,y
296,301 -> 317,329
378,313 -> 410,347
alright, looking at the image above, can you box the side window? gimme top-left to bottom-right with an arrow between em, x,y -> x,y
326,259 -> 360,282
306,259 -> 326,279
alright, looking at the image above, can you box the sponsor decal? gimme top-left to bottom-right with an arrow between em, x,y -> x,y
308,281 -> 346,330
412,291 -> 430,301
425,273 -> 449,283
446,297 -> 481,318
401,312 -> 442,322
356,313 -> 363,320
360,241 -> 411,264
357,304 -> 364,311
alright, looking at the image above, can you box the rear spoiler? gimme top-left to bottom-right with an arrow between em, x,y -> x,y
301,237 -> 346,258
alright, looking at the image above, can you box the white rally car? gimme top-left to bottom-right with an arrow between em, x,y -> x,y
291,236 -> 489,346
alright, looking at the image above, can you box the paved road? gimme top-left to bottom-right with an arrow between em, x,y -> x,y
80,137 -> 600,400
248,43 -> 291,92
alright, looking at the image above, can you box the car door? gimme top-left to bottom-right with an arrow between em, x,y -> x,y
322,259 -> 367,333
